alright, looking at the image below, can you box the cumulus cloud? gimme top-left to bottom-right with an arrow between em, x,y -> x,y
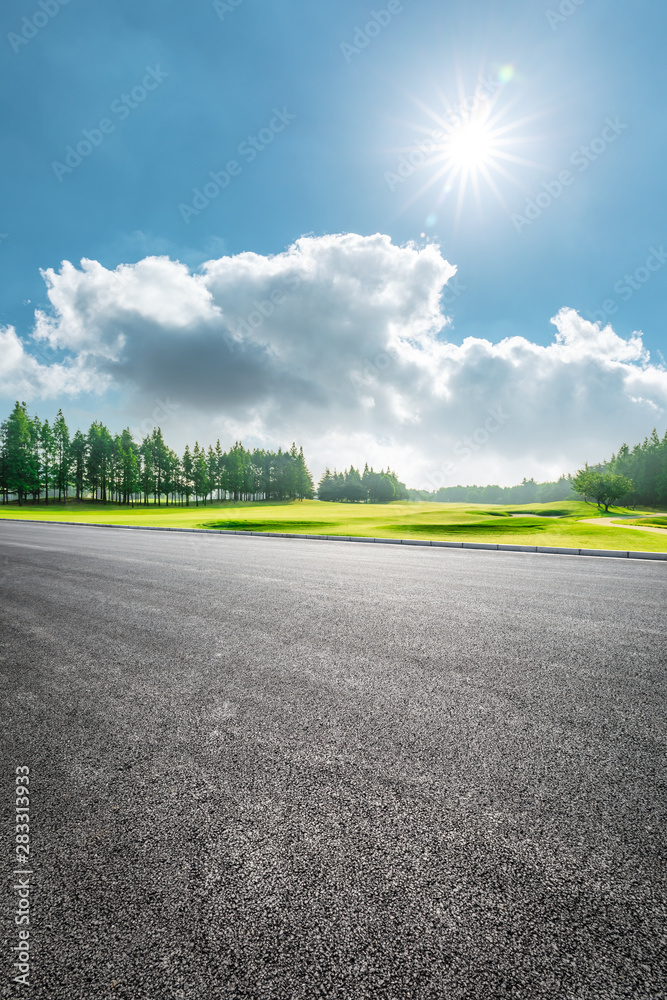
0,324 -> 105,399
1,233 -> 666,487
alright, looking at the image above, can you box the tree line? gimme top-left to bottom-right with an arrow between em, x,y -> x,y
416,476 -> 575,505
317,465 -> 409,503
409,428 -> 667,509
606,429 -> 667,507
0,402 -> 315,505
2,399 -> 664,510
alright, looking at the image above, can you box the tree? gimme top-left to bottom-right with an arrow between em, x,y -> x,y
296,446 -> 315,500
182,445 -> 194,506
39,418 -> 56,503
207,445 -> 217,504
0,403 -> 321,508
192,442 -> 209,505
225,442 -> 245,500
317,468 -> 336,502
53,409 -> 71,501
140,435 -> 155,505
373,473 -> 396,503
27,415 -> 41,502
70,430 -> 87,500
3,402 -> 33,504
145,427 -> 170,505
116,429 -> 139,504
214,439 -> 224,500
86,422 -> 113,501
569,468 -> 634,512
343,466 -> 366,503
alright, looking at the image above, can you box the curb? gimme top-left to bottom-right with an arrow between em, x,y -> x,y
1,517 -> 667,561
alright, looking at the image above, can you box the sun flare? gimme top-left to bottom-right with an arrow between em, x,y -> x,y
446,117 -> 496,171
397,72 -> 544,229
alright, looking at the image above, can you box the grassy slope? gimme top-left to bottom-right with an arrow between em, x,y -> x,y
1,498 -> 667,551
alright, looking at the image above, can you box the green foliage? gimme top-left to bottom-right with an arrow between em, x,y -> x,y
607,429 -> 667,507
569,468 -> 634,511
430,477 -> 574,505
0,403 -> 314,506
418,429 -> 667,510
317,463 -> 408,503
1,402 -> 36,504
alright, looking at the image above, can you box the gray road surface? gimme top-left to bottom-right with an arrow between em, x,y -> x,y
1,521 -> 666,1000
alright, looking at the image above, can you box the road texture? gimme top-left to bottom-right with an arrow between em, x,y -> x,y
1,521 -> 666,1000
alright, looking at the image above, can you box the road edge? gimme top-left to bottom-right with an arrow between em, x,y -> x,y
1,518 -> 666,561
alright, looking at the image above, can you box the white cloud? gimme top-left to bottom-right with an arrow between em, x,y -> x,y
1,233 -> 666,487
0,324 -> 104,399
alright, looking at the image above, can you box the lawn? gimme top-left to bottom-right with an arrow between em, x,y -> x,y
1,498 -> 667,551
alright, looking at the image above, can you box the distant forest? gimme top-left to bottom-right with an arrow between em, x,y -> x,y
409,477 -> 575,505
409,428 -> 667,508
1,402 -> 665,509
317,466 -> 409,503
0,402 -> 314,505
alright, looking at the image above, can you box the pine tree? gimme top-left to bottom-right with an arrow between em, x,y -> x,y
343,466 -> 365,503
296,446 -> 315,500
39,418 -> 56,504
53,409 -> 71,502
317,468 -> 335,502
182,445 -> 194,506
215,440 -> 224,500
70,430 -> 87,500
4,402 -> 33,504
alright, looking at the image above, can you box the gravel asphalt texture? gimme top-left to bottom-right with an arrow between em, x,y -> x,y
1,520 -> 666,1000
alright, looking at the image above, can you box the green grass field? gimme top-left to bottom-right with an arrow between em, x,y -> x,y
1,498 -> 667,551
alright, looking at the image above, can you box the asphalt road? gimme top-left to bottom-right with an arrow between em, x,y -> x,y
1,521 -> 666,1000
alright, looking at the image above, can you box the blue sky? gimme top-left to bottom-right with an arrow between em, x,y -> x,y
1,0 -> 666,487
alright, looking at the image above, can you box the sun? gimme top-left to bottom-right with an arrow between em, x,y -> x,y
395,70 -> 545,229
446,116 -> 496,171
